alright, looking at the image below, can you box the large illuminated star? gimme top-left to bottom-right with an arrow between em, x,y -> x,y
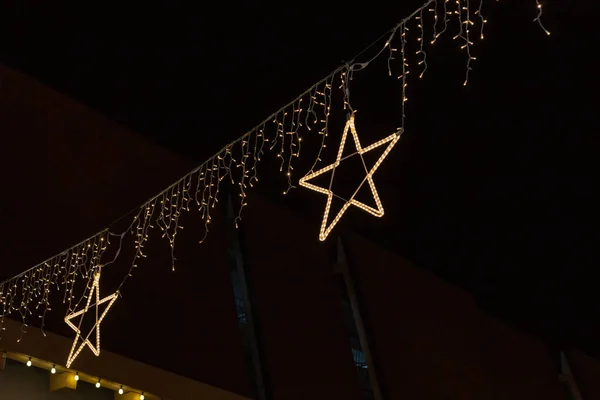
64,268 -> 117,368
299,113 -> 401,241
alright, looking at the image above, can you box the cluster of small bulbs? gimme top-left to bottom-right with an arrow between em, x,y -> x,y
114,70 -> 339,290
20,356 -> 147,398
0,232 -> 109,342
135,0 -> 547,253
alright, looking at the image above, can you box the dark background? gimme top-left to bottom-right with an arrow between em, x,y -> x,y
1,0 -> 598,362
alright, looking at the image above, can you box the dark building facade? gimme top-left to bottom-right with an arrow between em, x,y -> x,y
1,65 -> 600,400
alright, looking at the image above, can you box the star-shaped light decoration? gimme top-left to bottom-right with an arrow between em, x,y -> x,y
299,113 -> 401,241
64,268 -> 117,368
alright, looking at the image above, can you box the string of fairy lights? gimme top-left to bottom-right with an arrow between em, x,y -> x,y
2,350 -> 150,398
0,0 -> 551,368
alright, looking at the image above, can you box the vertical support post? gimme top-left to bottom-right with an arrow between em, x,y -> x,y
559,351 -> 583,400
335,236 -> 384,400
226,195 -> 269,400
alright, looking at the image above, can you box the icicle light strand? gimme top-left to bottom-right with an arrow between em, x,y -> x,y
0,0 -> 551,341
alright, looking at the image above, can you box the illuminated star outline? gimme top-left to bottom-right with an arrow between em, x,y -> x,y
64,268 -> 117,368
299,113 -> 401,241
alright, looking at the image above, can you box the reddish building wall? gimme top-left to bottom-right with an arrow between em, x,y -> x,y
481,315 -> 563,400
345,232 -> 569,399
0,64 -> 192,276
0,65 -> 250,396
102,209 -> 251,396
243,194 -> 363,400
345,232 -> 487,399
567,349 -> 600,399
3,64 -> 600,400
241,196 -> 573,400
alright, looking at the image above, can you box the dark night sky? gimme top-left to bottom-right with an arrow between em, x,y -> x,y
1,0 -> 599,359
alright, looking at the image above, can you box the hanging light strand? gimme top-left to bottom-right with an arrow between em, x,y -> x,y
416,9 -> 428,79
0,231 -> 109,341
432,0 -> 450,44
0,0 -> 551,340
534,0 -> 551,35
475,0 -> 487,40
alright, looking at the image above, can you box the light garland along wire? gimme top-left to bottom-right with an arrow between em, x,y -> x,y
3,352 -> 152,399
0,0 -> 551,345
0,231 -> 109,342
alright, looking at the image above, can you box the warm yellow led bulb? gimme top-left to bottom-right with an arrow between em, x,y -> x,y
51,365 -> 56,374
119,387 -> 124,395
96,381 -> 101,389
75,373 -> 80,381
26,358 -> 32,367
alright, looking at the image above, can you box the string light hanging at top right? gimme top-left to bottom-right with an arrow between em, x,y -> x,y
0,0 -> 553,365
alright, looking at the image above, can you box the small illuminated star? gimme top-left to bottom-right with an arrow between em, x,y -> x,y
299,113 -> 401,241
64,268 -> 117,368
